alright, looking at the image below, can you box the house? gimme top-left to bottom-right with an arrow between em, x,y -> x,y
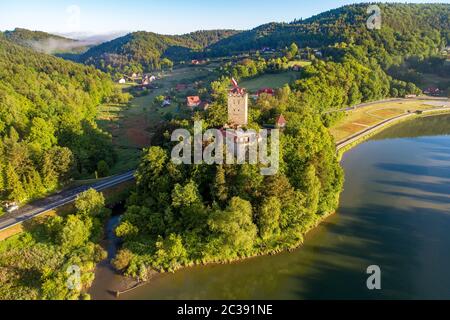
314,49 -> 323,57
257,88 -> 275,96
187,96 -> 202,109
118,78 -> 126,84
291,65 -> 303,71
424,87 -> 441,96
191,59 -> 207,65
130,73 -> 141,81
162,97 -> 171,107
276,114 -> 287,129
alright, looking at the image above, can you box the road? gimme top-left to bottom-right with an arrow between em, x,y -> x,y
336,105 -> 450,151
323,96 -> 448,114
0,171 -> 135,232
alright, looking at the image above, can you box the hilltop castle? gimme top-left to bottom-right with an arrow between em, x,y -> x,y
227,84 -> 248,127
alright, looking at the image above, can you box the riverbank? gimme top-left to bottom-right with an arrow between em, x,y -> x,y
336,105 -> 450,157
91,209 -> 337,299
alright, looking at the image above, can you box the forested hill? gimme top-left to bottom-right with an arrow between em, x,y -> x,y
80,29 -> 240,74
0,37 -> 120,205
3,28 -> 84,54
208,3 -> 450,59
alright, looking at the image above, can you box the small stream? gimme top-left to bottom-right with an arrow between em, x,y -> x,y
88,205 -> 124,298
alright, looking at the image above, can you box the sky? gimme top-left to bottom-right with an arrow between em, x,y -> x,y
0,0 -> 448,37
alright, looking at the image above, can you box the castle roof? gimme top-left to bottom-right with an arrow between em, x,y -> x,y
276,114 -> 287,126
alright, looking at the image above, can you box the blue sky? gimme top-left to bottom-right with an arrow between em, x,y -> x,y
0,0 -> 448,36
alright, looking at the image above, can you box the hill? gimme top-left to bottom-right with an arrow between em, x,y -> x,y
80,29 -> 240,74
3,28 -> 89,54
208,3 -> 450,61
0,37 -> 120,204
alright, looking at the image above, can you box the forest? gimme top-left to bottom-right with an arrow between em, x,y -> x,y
80,30 -> 240,76
0,37 -> 127,207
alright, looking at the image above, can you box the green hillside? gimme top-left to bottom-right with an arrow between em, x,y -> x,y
0,37 -> 120,204
208,3 -> 450,62
81,29 -> 240,74
3,28 -> 87,54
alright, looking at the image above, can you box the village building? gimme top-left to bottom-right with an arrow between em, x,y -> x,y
118,78 -> 126,84
257,88 -> 275,97
187,96 -> 202,109
191,60 -> 206,65
162,96 -> 172,107
424,87 -> 441,96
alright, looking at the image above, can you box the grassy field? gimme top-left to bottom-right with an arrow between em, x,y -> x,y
97,65 -> 216,175
287,60 -> 312,68
240,71 -> 299,92
330,99 -> 448,142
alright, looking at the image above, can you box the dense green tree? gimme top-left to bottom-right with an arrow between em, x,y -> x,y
208,197 -> 257,254
258,197 -> 282,240
74,189 -> 107,217
96,160 -> 110,178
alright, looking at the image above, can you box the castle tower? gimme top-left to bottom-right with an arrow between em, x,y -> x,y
228,82 -> 248,127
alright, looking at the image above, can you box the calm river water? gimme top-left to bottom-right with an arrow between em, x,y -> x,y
92,114 -> 450,300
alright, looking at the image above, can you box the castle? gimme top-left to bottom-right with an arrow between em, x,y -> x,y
227,84 -> 248,127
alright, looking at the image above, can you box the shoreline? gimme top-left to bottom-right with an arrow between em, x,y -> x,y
91,107 -> 450,300
92,210 -> 338,299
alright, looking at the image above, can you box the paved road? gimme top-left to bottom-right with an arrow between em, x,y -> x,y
323,97 -> 449,114
336,105 -> 450,151
0,171 -> 135,232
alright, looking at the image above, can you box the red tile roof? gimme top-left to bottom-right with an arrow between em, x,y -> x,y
276,114 -> 287,127
187,96 -> 202,107
257,88 -> 275,96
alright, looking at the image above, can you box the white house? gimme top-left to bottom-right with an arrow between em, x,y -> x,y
118,78 -> 126,84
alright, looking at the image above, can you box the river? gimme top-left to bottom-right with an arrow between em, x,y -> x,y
91,114 -> 450,300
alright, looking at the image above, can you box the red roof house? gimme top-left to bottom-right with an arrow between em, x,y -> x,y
187,96 -> 202,109
257,88 -> 275,96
